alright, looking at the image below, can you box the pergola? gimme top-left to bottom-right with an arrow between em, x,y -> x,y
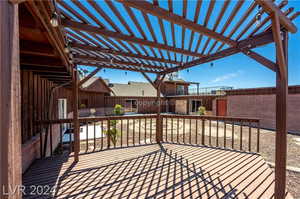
1,0 -> 299,198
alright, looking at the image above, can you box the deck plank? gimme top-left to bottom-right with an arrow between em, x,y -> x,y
22,143 -> 293,199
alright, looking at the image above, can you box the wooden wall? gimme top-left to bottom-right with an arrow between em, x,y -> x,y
104,96 -> 167,113
20,71 -> 109,144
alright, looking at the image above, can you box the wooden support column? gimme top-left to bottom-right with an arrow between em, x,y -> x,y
156,78 -> 162,143
272,14 -> 288,199
0,1 -> 22,198
73,66 -> 80,162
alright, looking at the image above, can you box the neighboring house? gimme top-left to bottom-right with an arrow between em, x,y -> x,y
107,81 -> 165,113
79,77 -> 112,109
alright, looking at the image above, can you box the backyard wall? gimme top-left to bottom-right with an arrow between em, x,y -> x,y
212,86 -> 300,133
104,96 -> 167,113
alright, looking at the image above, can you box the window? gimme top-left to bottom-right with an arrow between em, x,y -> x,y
190,100 -> 202,113
58,98 -> 67,132
176,85 -> 185,95
125,99 -> 138,113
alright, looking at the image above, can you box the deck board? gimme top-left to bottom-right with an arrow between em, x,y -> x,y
22,143 -> 293,199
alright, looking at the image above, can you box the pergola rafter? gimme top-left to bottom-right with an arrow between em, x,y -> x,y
56,0 -> 297,75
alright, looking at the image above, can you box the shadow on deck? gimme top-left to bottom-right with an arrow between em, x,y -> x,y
22,143 -> 293,198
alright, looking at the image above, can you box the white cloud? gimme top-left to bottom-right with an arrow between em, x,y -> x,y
211,70 -> 243,83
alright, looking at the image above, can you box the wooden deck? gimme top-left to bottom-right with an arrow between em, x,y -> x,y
22,143 -> 293,199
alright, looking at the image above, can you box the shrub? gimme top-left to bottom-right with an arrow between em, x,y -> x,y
113,104 -> 124,115
198,106 -> 206,115
104,104 -> 123,145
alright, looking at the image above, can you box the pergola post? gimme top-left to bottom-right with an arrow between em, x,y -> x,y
272,14 -> 288,199
73,66 -> 80,162
0,1 -> 22,198
156,78 -> 162,143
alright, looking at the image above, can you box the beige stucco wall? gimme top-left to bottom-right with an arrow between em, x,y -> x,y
175,100 -> 187,114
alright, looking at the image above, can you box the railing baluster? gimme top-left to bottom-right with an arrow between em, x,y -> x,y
113,120 -> 116,148
107,119 -> 111,149
60,124 -> 63,152
183,118 -> 185,144
144,118 -> 147,144
216,120 -> 219,147
189,119 -> 192,144
209,119 -> 212,146
240,121 -> 243,151
101,120 -> 103,150
69,125 -> 72,152
133,119 -> 135,146
139,118 -> 141,144
93,122 -> 96,150
165,117 -> 168,142
224,121 -> 227,148
121,119 -> 123,147
40,127 -> 43,158
249,122 -> 252,151
195,119 -> 198,145
202,119 -> 205,145
50,124 -> 53,156
171,117 -> 174,143
150,118 -> 152,143
177,118 -> 179,143
127,119 -> 129,146
231,121 -> 234,149
257,122 -> 260,153
86,122 -> 89,151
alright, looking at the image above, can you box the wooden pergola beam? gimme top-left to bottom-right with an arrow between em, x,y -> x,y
78,67 -> 102,87
71,42 -> 179,65
272,14 -> 287,77
21,55 -> 64,67
241,50 -> 277,72
162,31 -> 275,74
76,61 -> 160,74
74,54 -> 166,70
61,19 -> 204,58
20,40 -> 55,57
141,72 -> 156,89
256,0 -> 297,33
118,0 -> 236,46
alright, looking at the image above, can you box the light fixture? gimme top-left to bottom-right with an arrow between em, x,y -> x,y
210,62 -> 214,67
255,5 -> 262,27
50,12 -> 59,27
187,69 -> 189,73
64,40 -> 70,53
103,69 -> 106,73
125,71 -> 127,75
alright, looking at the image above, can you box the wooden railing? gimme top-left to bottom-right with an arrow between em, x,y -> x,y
37,114 -> 158,156
37,114 -> 260,158
161,114 -> 260,152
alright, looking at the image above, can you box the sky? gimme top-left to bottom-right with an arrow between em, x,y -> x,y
72,0 -> 300,89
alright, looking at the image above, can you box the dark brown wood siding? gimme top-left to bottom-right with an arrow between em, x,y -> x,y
104,96 -> 167,113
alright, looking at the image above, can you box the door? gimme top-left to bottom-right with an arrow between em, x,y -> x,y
217,99 -> 227,116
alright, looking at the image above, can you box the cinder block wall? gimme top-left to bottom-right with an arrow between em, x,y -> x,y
216,94 -> 300,133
